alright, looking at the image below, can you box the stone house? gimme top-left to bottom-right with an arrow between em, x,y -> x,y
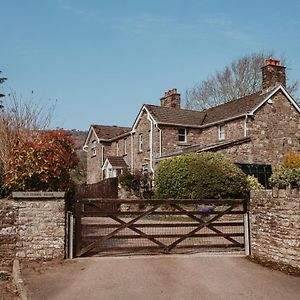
83,59 -> 300,184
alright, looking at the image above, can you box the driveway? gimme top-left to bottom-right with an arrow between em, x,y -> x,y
22,255 -> 300,300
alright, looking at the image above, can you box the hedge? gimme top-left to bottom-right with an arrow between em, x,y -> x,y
155,152 -> 248,199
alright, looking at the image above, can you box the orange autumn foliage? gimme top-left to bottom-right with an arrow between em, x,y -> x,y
4,130 -> 78,191
282,151 -> 300,169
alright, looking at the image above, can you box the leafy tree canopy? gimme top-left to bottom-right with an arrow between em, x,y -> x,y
4,130 -> 78,192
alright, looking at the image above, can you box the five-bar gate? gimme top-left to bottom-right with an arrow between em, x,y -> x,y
75,198 -> 249,257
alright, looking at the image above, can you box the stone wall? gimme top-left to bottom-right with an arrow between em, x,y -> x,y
86,129 -> 103,184
250,189 -> 300,268
0,192 -> 66,272
246,90 -> 300,168
14,192 -> 66,261
0,199 -> 17,272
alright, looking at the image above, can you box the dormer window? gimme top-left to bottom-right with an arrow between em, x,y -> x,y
219,124 -> 225,140
91,140 -> 97,157
178,128 -> 187,143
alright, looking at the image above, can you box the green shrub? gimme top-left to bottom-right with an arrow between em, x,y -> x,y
155,152 -> 248,199
270,151 -> 300,188
246,175 -> 264,190
269,167 -> 300,188
119,168 -> 141,196
119,168 -> 153,198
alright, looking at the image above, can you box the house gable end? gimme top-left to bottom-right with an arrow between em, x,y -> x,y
101,158 -> 111,171
248,85 -> 300,116
132,105 -> 157,132
83,126 -> 100,151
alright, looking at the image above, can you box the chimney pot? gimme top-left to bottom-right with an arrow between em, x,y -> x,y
265,59 -> 281,66
262,58 -> 286,90
160,88 -> 181,109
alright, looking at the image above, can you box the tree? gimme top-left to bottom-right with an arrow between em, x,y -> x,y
4,130 -> 78,192
0,91 -> 54,171
185,52 -> 299,111
0,71 -> 7,109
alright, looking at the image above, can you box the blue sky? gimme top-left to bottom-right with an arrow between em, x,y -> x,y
1,0 -> 300,130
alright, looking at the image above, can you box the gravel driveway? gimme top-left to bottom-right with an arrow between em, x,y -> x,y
22,255 -> 300,300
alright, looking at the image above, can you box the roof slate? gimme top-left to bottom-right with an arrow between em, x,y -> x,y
145,105 -> 206,127
92,125 -> 131,141
200,91 -> 265,125
145,89 -> 272,127
106,156 -> 128,168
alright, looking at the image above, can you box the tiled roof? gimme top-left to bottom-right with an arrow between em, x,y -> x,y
145,89 -> 273,127
92,125 -> 131,141
106,156 -> 128,168
145,105 -> 206,127
200,91 -> 266,125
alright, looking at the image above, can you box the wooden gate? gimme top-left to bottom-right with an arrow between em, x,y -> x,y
75,198 -> 249,257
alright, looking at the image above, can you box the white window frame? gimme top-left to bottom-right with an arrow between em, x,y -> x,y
139,134 -> 143,152
116,141 -> 119,156
124,138 -> 127,155
91,140 -> 97,156
218,124 -> 225,140
178,128 -> 187,143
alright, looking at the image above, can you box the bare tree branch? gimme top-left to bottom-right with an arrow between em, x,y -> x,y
185,51 -> 299,111
0,91 -> 55,170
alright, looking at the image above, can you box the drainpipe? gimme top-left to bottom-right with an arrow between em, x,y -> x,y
147,114 -> 155,173
131,132 -> 134,171
158,127 -> 162,157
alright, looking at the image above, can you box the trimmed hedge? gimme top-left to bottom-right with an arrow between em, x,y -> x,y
155,152 -> 248,199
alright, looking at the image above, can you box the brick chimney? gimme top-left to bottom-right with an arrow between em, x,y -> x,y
261,59 -> 286,90
160,88 -> 181,109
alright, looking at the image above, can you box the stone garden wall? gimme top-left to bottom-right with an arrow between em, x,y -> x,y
0,192 -> 65,272
0,199 -> 17,272
250,188 -> 300,268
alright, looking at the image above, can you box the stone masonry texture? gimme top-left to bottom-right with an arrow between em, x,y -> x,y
15,197 -> 65,261
0,195 -> 66,272
250,189 -> 300,268
0,199 -> 17,272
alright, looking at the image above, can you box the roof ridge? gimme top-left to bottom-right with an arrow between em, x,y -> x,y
92,124 -> 131,129
145,90 -> 263,114
201,91 -> 262,113
145,103 -> 205,114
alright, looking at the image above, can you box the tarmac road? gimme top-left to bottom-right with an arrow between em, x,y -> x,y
23,255 -> 300,300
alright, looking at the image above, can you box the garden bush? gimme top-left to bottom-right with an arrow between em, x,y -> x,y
119,168 -> 153,198
282,151 -> 300,169
246,175 -> 264,190
270,151 -> 300,188
155,152 -> 248,199
270,167 -> 300,188
4,130 -> 78,192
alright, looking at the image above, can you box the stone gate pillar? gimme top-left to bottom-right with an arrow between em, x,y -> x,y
13,192 -> 65,261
